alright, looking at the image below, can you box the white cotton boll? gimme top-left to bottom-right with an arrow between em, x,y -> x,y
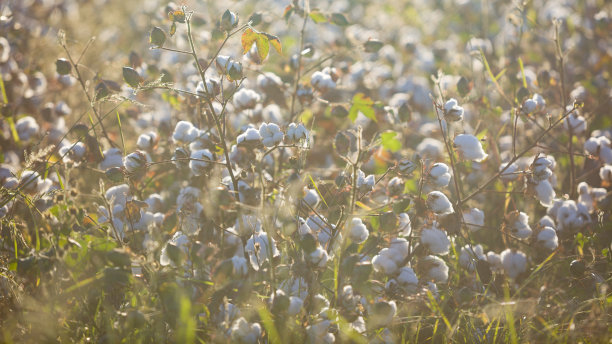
16,116 -> 39,141
555,200 -> 589,232
372,249 -> 399,275
288,296 -> 304,316
105,184 -> 130,206
310,71 -> 336,92
136,131 -> 158,150
195,78 -> 220,97
398,213 -> 412,237
416,138 -> 445,159
153,212 -> 164,227
426,191 -> 454,215
534,179 -> 556,207
564,110 -> 587,134
486,251 -> 503,271
537,227 -> 558,251
228,318 -> 261,344
500,249 -> 527,279
245,232 -> 279,271
521,99 -> 537,114
421,223 -> 450,255
463,208 -> 485,231
454,134 -> 488,162
429,163 -> 451,187
584,137 -> 600,155
533,93 -> 546,111
237,127 -> 262,145
3,177 -> 18,190
259,122 -> 283,147
397,266 -> 418,291
303,188 -> 320,209
356,170 -> 375,193
173,121 -> 199,143
145,193 -> 163,213
443,98 -> 464,121
160,231 -> 189,266
398,159 -> 417,175
189,149 -> 213,176
100,148 -> 124,170
59,142 -> 86,163
286,123 -> 309,142
257,72 -> 282,89
231,256 -> 248,277
500,162 -> 519,181
308,246 -> 329,268
389,238 -> 410,264
600,145 -> 612,164
600,165 -> 612,184
124,151 -> 148,174
422,255 -> 449,283
459,244 -> 486,271
538,215 -> 556,229
387,176 -> 404,197
348,218 -> 369,244
233,88 -> 261,110
509,212 -> 532,239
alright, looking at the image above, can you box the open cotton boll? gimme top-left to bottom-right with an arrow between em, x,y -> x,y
189,149 -> 213,176
308,246 -> 330,268
564,108 -> 587,134
578,181 -> 607,213
397,266 -> 418,292
286,123 -> 309,142
583,137 -> 601,155
486,251 -> 503,271
600,165 -> 612,184
458,244 -> 486,271
398,213 -> 412,237
233,88 -> 261,110
429,163 -> 451,187
387,176 -> 404,197
463,208 -> 485,231
288,296 -> 304,316
416,138 -> 445,159
16,116 -> 39,141
348,218 -> 369,244
259,122 -> 283,147
508,211 -> 532,239
537,227 -> 558,250
420,223 -> 450,255
500,249 -> 527,279
372,249 -> 399,275
59,142 -> 86,163
389,238 -> 410,264
534,179 -> 556,207
237,127 -> 262,145
303,188 -> 320,208
499,161 -> 519,181
100,148 -> 124,170
257,72 -> 283,89
426,191 -> 454,215
454,134 -> 488,162
228,317 -> 261,344
173,121 -> 199,143
105,184 -> 130,207
521,98 -> 537,114
245,231 -> 279,271
356,170 -> 375,193
136,131 -> 158,151
539,215 -> 556,229
533,93 -> 546,111
554,200 -> 590,232
124,151 -> 149,174
160,231 -> 189,267
443,98 -> 464,121
195,77 -> 220,98
421,255 -> 449,283
310,70 -> 336,93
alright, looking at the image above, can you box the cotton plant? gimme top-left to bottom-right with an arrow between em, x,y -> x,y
454,134 -> 488,162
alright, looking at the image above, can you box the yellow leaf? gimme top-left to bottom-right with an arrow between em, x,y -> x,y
255,33 -> 270,61
265,33 -> 282,55
241,28 -> 258,55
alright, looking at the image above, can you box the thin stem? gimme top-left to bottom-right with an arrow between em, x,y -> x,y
290,11 -> 310,121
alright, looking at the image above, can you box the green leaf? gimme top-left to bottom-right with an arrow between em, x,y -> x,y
241,28 -> 258,54
330,12 -> 349,26
122,67 -> 142,88
381,130 -> 401,152
363,39 -> 384,53
150,27 -> 166,47
309,10 -> 327,23
55,58 -> 72,75
255,33 -> 270,61
348,93 -> 376,122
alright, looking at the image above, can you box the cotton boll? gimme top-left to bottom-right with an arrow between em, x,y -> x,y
100,148 -> 124,170
311,70 -> 336,93
443,98 -> 464,122
387,176 -> 405,197
160,231 -> 189,267
173,120 -> 199,143
534,179 -> 555,207
389,238 -> 410,264
237,127 -> 262,146
286,123 -> 309,143
124,151 -> 148,174
59,142 -> 86,163
356,170 -> 375,193
303,188 -> 320,209
500,249 -> 527,279
532,93 -> 546,111
136,131 -> 158,151
454,134 -> 488,162
421,255 -> 449,283
228,317 -> 261,344
426,191 -> 454,215
233,88 -> 261,110
189,149 -> 213,176
508,211 -> 532,239
462,208 -> 485,231
416,138 -> 445,159
429,163 -> 451,187
259,122 -> 283,147
348,217 -> 369,244
564,109 -> 587,134
105,184 -> 130,207
600,165 -> 612,185
521,98 -> 537,114
537,227 -> 558,250
459,244 -> 486,271
288,296 -> 304,316
398,213 -> 412,237
397,266 -> 418,292
486,252 -> 503,271
398,159 -> 417,175
195,77 -> 220,98
3,177 -> 18,190
499,162 -> 519,181
308,246 -> 329,268
538,215 -> 556,229
584,137 -> 600,155
16,116 -> 39,141
372,249 -> 399,275
231,256 -> 248,277
245,231 -> 279,271
420,223 -> 450,255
